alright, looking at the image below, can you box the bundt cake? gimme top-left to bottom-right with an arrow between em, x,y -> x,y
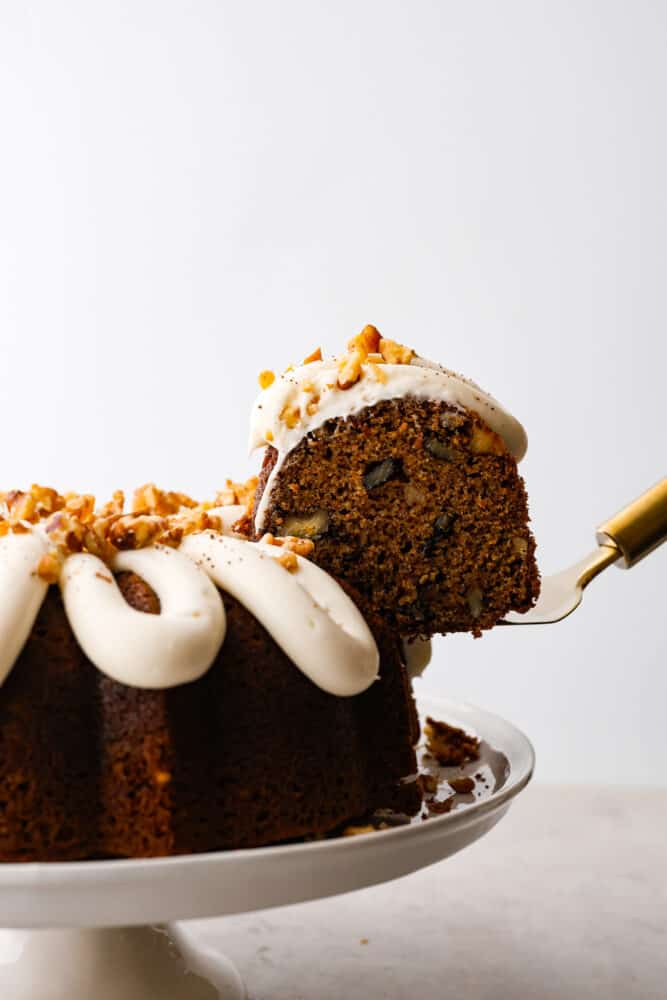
250,327 -> 540,636
0,484 -> 419,861
0,328 -> 539,861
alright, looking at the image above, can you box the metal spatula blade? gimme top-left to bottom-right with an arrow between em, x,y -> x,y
501,478 -> 667,626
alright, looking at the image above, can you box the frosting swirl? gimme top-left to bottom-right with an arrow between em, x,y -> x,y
0,524 -> 380,697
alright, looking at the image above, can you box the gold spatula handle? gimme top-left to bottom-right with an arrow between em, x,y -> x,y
596,478 -> 667,568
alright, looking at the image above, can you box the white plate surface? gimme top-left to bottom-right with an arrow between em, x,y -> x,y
0,695 -> 534,928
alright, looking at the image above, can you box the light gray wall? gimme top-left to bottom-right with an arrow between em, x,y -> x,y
1,2 -> 665,783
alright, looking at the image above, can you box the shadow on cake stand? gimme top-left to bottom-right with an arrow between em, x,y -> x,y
0,696 -> 533,999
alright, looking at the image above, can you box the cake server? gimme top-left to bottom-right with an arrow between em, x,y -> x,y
502,478 -> 667,625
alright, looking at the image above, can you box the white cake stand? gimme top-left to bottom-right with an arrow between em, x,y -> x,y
0,695 -> 533,999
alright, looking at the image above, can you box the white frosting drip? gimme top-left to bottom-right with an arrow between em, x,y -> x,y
60,546 -> 227,689
0,532 -> 50,685
180,532 -> 379,697
249,357 -> 528,531
0,521 -> 380,697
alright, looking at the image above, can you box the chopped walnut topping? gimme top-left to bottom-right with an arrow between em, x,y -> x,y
337,325 -> 384,389
98,491 -> 125,518
258,370 -> 275,389
31,485 -> 64,517
284,537 -> 314,556
132,483 -> 198,516
379,338 -> 414,365
4,485 -> 67,524
337,348 -> 365,390
306,392 -> 320,416
37,549 -> 65,584
260,532 -> 314,557
108,514 -> 167,551
260,532 -> 280,546
4,491 -> 36,523
276,550 -> 298,572
326,326 -> 417,389
368,361 -> 387,384
0,480 -> 262,581
302,347 -> 322,365
65,493 -> 96,521
279,402 -> 301,429
215,477 -> 258,509
348,324 -> 381,355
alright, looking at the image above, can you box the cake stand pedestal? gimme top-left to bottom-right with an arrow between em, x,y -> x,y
0,696 -> 533,999
0,926 -> 244,999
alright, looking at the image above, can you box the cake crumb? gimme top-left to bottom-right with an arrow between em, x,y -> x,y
424,717 -> 480,766
425,795 -> 455,815
447,776 -> 475,795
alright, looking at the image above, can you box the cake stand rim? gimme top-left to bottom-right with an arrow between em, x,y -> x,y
0,695 -> 534,926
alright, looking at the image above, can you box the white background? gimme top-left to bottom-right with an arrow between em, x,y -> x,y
0,2 -> 664,784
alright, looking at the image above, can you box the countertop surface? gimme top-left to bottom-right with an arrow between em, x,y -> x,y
189,785 -> 667,999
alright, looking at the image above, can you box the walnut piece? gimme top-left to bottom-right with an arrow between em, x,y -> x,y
258,370 -> 275,389
347,324 -> 380,355
1,479 -> 254,581
279,402 -> 301,429
279,508 -> 330,540
276,550 -> 298,572
302,347 -> 322,365
132,483 -> 198,516
260,532 -> 314,557
470,425 -> 505,456
379,338 -> 414,365
337,348 -> 365,390
37,549 -> 65,584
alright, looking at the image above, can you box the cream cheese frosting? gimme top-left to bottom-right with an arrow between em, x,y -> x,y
249,356 -> 528,532
0,521 -> 380,696
0,532 -> 50,686
60,546 -> 227,689
181,533 -> 379,696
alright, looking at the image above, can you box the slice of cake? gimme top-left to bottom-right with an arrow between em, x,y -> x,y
250,327 -> 540,637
